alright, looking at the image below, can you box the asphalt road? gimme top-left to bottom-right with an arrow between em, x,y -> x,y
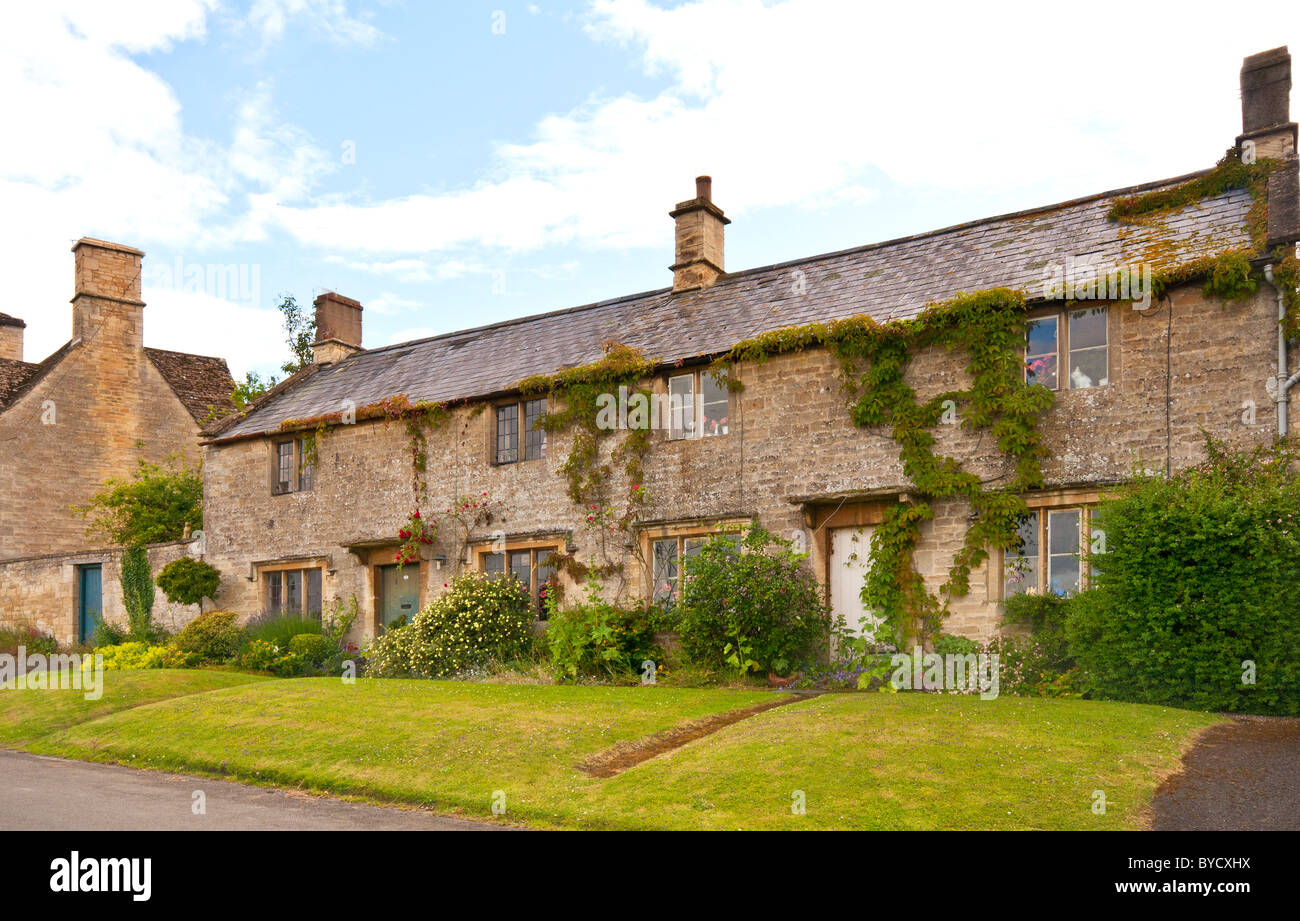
0,750 -> 509,831
1151,716 -> 1300,831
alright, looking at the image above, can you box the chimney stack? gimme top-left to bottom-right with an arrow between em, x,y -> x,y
311,291 -> 364,365
670,174 -> 730,292
0,313 -> 24,362
70,238 -> 145,349
1238,47 -> 1297,160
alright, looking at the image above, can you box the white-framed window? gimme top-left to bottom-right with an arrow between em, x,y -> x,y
1003,506 -> 1092,598
1025,306 -> 1109,390
667,369 -> 730,440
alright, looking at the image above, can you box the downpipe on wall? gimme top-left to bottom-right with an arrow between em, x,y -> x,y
1266,263 -> 1300,436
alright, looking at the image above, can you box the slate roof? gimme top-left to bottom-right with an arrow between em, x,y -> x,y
0,312 -> 25,329
143,347 -> 237,422
0,340 -> 234,423
212,165 -> 1289,442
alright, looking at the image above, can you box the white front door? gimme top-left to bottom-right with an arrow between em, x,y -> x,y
829,525 -> 878,640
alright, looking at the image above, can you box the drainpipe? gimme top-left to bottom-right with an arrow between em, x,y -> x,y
1266,264 -> 1300,436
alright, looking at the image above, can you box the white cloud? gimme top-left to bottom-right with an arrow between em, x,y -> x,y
387,326 -> 435,344
243,0 -> 383,49
367,292 -> 424,315
144,287 -> 285,378
261,0 -> 1300,262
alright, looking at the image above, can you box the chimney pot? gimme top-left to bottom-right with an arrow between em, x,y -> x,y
670,175 -> 730,292
311,291 -> 364,365
1237,46 -> 1297,159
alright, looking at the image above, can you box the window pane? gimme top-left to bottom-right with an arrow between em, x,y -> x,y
668,374 -> 695,440
1048,510 -> 1081,596
266,572 -> 283,612
1026,316 -> 1058,389
285,570 -> 303,612
509,550 -> 532,589
276,442 -> 293,492
1068,307 -> 1107,350
482,552 -> 505,578
496,404 -> 518,464
652,539 -> 679,602
1004,512 -> 1039,596
305,569 -> 322,619
700,373 -> 730,437
524,398 -> 547,461
1068,347 -> 1108,389
298,438 -> 315,491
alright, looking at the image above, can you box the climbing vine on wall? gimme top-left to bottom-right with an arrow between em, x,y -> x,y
518,342 -> 657,587
280,393 -> 450,521
722,288 -> 1054,646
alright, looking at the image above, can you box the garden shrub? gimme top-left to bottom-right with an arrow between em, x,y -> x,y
678,526 -> 831,675
240,611 -> 322,652
156,558 -> 222,606
289,633 -> 333,669
546,573 -> 660,680
89,620 -> 127,648
1000,591 -> 1073,674
0,624 -> 57,658
91,642 -> 199,670
367,572 -> 533,678
238,638 -> 302,676
173,611 -> 242,663
1066,438 -> 1300,714
365,622 -> 415,678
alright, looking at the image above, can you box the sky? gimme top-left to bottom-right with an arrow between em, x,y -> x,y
2,0 -> 1297,380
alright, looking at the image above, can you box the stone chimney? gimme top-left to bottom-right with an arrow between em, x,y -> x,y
0,313 -> 24,362
70,238 -> 145,349
670,175 -> 730,291
312,291 -> 363,365
1238,47 -> 1297,160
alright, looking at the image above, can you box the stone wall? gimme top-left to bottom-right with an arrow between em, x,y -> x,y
0,539 -> 204,645
201,281 -> 1297,641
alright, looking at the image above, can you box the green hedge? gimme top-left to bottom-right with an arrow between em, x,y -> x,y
1067,439 -> 1300,714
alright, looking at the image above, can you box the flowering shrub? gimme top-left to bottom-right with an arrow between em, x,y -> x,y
92,642 -> 200,670
396,510 -> 437,567
367,572 -> 533,678
238,639 -> 303,676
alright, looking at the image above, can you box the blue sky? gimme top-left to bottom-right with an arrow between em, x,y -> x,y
3,1 -> 1297,379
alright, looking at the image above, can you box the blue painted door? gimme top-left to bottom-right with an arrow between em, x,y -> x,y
78,565 -> 102,643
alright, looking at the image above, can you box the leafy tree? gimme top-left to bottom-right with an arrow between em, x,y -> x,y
76,454 -> 203,547
231,370 -> 276,410
120,546 -> 158,641
278,293 -> 316,376
156,558 -> 222,607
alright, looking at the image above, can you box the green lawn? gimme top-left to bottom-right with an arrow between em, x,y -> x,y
0,669 -> 267,747
6,673 -> 1220,830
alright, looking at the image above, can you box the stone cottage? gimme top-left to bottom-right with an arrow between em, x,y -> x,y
0,238 -> 236,642
201,48 -> 1300,643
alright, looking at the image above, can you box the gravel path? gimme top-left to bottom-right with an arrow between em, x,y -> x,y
1151,716 -> 1300,831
